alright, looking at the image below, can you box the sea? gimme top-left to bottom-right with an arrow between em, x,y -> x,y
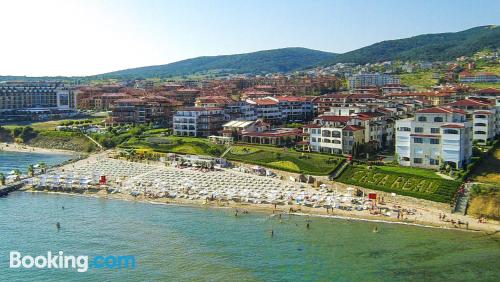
0,152 -> 499,281
0,150 -> 74,175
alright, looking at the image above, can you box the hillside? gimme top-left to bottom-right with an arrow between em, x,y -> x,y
97,48 -> 336,79
325,25 -> 500,65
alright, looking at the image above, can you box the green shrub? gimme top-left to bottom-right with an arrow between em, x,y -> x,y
337,165 -> 461,203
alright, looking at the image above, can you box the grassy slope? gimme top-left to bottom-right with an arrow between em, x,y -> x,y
472,147 -> 500,185
336,165 -> 460,203
121,136 -> 224,157
225,144 -> 343,175
400,70 -> 438,90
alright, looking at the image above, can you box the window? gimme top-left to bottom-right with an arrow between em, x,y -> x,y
323,139 -> 331,143
322,130 -> 331,137
414,158 -> 423,164
402,157 -> 410,161
474,123 -> 486,127
474,131 -> 487,135
398,127 -> 411,131
418,116 -> 427,122
434,117 -> 443,122
443,129 -> 459,134
332,131 -> 341,138
414,138 -> 423,143
415,127 -> 423,133
430,138 -> 440,144
431,128 -> 440,133
332,140 -> 341,144
475,114 -> 486,119
430,158 -> 439,165
311,137 -> 316,142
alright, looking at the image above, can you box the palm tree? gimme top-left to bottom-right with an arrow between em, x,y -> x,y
38,162 -> 47,174
13,169 -> 21,181
0,173 -> 5,186
27,164 -> 34,177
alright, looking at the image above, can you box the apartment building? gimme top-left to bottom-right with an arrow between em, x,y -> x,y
395,107 -> 472,169
459,72 -> 499,83
173,107 -> 227,137
446,98 -> 499,144
348,73 -> 400,89
245,98 -> 282,124
275,96 -> 313,122
109,98 -> 146,124
312,93 -> 383,115
94,93 -> 130,111
109,96 -> 179,125
0,81 -> 76,111
301,115 -> 365,155
194,96 -> 234,108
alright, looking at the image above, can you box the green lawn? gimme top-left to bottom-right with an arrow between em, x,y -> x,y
374,165 -> 443,180
400,70 -> 438,90
225,144 -> 344,175
336,165 -> 461,203
2,117 -> 106,131
121,135 -> 224,157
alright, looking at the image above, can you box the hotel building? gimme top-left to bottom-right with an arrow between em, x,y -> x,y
395,107 -> 472,169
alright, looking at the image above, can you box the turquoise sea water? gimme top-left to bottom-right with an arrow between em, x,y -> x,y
0,192 -> 499,281
0,150 -> 74,174
0,152 -> 499,281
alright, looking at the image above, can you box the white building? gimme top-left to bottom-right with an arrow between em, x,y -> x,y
446,98 -> 499,145
173,107 -> 227,137
348,73 -> 400,89
301,116 -> 365,155
395,107 -> 472,169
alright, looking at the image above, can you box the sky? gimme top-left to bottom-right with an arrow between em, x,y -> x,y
0,0 -> 498,77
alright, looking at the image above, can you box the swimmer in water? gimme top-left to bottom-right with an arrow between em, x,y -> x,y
373,226 -> 378,233
56,222 -> 61,230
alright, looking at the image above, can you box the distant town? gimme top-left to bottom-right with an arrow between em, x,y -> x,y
0,48 -> 499,220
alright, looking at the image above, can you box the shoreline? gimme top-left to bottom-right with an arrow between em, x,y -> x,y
0,142 -> 80,156
8,148 -> 499,234
20,189 -> 498,235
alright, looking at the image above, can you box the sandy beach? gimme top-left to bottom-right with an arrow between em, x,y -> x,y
0,142 -> 80,155
19,150 -> 500,234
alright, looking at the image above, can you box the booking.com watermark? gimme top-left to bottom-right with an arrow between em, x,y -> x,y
9,251 -> 136,272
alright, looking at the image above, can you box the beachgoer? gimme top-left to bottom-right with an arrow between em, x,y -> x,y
306,222 -> 310,229
271,230 -> 274,237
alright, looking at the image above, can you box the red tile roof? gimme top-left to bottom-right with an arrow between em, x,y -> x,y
475,88 -> 500,94
416,107 -> 465,115
180,107 -> 224,111
318,115 -> 352,122
275,96 -> 310,102
343,125 -> 365,131
446,99 -> 493,107
250,98 -> 279,106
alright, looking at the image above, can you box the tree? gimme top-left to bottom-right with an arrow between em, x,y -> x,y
27,165 -> 34,177
38,162 -> 47,174
13,169 -> 21,181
